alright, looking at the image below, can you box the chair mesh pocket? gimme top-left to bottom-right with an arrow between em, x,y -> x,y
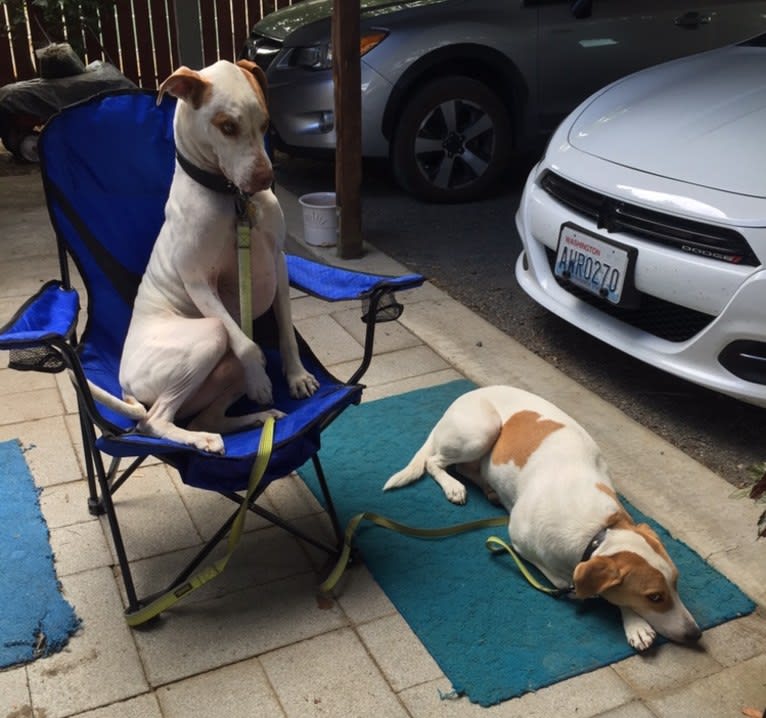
362,291 -> 403,324
8,346 -> 66,373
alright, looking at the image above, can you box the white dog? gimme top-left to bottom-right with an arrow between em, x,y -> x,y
90,60 -> 318,452
384,385 -> 701,651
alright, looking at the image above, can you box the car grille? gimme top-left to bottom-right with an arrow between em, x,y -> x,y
540,171 -> 759,267
545,249 -> 715,342
245,34 -> 283,72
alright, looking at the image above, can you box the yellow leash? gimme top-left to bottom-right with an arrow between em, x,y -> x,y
320,512 -> 570,598
236,193 -> 254,340
484,535 -> 572,597
125,417 -> 275,626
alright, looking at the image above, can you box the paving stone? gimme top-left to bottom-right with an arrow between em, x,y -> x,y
39,480 -> 95,529
0,665 -> 31,716
334,562 -> 398,626
330,344 -> 449,387
261,627 -> 409,718
357,613 -> 442,692
0,416 -> 81,487
26,567 -> 148,718
0,387 -> 63,425
611,641 -> 723,696
294,313 -> 364,365
133,572 -> 346,687
98,462 -> 201,562
647,654 -> 766,718
399,667 -> 636,718
157,657 -> 285,718
69,694 -> 163,718
50,519 -> 112,576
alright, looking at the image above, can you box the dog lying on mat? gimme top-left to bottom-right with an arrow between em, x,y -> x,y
89,60 -> 318,452
383,385 -> 701,651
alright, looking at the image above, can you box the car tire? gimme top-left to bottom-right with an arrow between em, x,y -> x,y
1,125 -> 39,163
391,76 -> 512,203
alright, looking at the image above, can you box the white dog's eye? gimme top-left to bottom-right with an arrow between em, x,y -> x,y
646,593 -> 664,604
220,121 -> 238,137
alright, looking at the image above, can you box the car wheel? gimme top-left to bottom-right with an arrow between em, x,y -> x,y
391,76 -> 512,203
1,125 -> 39,163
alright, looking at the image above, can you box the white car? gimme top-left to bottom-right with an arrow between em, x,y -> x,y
515,33 -> 766,408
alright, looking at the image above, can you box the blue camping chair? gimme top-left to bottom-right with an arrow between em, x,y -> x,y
0,90 -> 424,625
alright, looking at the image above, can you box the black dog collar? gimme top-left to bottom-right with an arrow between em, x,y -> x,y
175,149 -> 237,195
581,527 -> 608,564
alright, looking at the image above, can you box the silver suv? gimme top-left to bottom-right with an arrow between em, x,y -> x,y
243,0 -> 765,203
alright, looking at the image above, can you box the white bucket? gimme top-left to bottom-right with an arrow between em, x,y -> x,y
299,192 -> 338,247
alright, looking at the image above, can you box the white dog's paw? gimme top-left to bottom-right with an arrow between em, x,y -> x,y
287,369 -> 319,399
245,363 -> 273,405
261,408 -> 287,421
193,432 -> 225,454
622,610 -> 657,652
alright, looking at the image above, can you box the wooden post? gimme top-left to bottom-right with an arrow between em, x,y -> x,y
331,0 -> 364,259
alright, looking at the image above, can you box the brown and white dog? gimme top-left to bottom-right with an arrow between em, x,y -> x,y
383,385 -> 701,651
88,60 -> 318,452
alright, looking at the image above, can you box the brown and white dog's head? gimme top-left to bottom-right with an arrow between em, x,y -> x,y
157,59 -> 273,194
573,518 -> 701,646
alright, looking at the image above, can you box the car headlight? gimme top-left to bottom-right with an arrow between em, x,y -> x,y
289,30 -> 387,70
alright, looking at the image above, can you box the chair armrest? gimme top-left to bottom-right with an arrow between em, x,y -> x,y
286,254 -> 424,301
0,281 -> 79,369
285,254 -> 427,385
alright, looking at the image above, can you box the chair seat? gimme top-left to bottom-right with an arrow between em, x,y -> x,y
94,348 -> 362,492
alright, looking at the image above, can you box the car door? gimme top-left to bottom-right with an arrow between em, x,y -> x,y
533,0 -> 766,135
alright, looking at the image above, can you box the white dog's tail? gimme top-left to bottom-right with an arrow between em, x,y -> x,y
85,379 -> 147,421
383,435 -> 433,491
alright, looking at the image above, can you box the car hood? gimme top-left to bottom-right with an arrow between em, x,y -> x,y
255,0 -> 449,41
567,46 -> 766,199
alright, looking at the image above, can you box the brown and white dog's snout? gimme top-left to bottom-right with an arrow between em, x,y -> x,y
573,523 -> 701,649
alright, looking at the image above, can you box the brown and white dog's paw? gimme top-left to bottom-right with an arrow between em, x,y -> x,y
622,610 -> 657,651
441,476 -> 468,505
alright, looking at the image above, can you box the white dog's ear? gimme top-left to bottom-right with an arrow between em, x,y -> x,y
573,556 -> 624,598
236,59 -> 268,102
157,67 -> 212,108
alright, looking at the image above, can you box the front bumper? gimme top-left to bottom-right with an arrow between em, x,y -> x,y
266,60 -> 392,157
515,160 -> 766,407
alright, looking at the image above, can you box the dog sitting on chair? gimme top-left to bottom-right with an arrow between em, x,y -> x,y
89,60 -> 317,453
383,385 -> 702,651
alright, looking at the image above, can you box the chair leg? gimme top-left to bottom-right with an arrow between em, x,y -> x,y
311,455 -> 343,545
91,448 -> 140,612
78,408 -> 104,516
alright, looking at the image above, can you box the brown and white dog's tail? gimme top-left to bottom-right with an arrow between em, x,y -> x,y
84,378 -> 147,421
383,434 -> 433,491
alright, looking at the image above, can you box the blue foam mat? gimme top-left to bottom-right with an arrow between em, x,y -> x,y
300,380 -> 756,706
0,440 -> 80,668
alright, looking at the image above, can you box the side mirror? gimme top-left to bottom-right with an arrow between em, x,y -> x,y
571,0 -> 592,19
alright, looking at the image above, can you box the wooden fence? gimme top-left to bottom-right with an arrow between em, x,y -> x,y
0,0 -> 297,88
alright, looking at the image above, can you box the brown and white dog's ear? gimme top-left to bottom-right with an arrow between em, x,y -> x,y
157,67 -> 212,108
573,556 -> 624,598
236,59 -> 268,102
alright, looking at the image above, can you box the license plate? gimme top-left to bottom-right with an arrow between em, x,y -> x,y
554,225 -> 634,305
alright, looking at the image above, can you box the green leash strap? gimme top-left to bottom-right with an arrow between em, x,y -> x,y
484,535 -> 572,598
236,194 -> 253,340
125,417 -> 275,626
320,513 -> 507,594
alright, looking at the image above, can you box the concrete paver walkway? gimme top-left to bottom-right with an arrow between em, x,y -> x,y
0,171 -> 764,718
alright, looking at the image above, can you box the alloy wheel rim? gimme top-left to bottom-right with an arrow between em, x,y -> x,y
413,97 -> 496,190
